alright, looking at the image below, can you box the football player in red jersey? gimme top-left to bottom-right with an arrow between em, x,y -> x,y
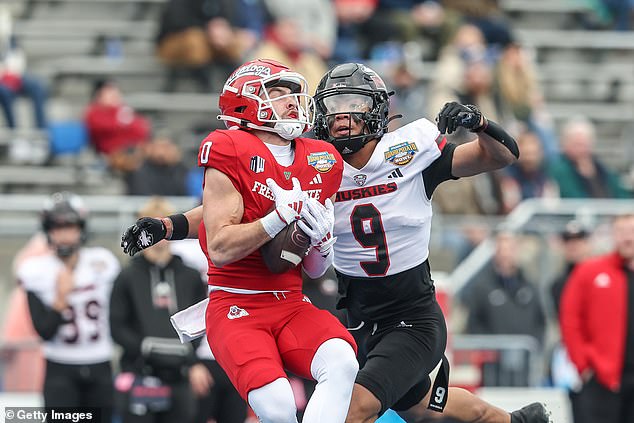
123,59 -> 358,423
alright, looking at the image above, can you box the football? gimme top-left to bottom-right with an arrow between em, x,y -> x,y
260,219 -> 311,274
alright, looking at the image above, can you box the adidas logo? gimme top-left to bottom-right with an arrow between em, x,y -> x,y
341,147 -> 353,154
309,174 -> 323,185
387,169 -> 404,179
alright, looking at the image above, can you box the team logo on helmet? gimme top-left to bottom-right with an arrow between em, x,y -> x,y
384,141 -> 418,166
226,63 -> 272,86
307,152 -> 336,173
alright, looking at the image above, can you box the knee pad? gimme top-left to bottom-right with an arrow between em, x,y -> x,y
247,378 -> 298,423
311,338 -> 359,385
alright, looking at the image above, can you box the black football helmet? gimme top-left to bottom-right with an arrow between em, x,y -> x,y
313,63 -> 392,155
41,191 -> 88,257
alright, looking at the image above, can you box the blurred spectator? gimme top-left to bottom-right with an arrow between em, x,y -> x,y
560,213 -> 634,423
84,79 -> 151,173
0,7 -> 47,129
332,0 -> 377,63
1,233 -> 50,393
464,231 -> 547,346
359,0 -> 460,61
433,139 -> 506,264
548,117 -> 631,199
600,0 -> 634,30
387,61 -> 427,126
264,0 -> 337,60
495,39 -> 558,159
500,129 -> 559,211
110,197 -> 208,423
125,134 -> 190,196
16,192 -> 120,422
548,220 -> 593,423
550,220 -> 593,317
444,0 -> 513,49
427,23 -> 491,120
168,237 -> 248,423
463,231 -> 547,386
156,0 -> 265,91
250,16 -> 327,94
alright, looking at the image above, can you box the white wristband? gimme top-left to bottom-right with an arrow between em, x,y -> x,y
260,210 -> 288,238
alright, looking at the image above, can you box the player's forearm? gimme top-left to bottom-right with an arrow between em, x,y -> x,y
183,205 -> 204,238
475,120 -> 519,167
206,220 -> 272,268
302,247 -> 333,279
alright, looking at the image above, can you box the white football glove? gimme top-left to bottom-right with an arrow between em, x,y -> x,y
261,177 -> 308,238
297,198 -> 337,254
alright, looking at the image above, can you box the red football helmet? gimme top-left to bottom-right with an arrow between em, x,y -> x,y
218,59 -> 314,140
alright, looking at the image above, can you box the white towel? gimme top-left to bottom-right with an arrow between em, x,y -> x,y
170,298 -> 208,343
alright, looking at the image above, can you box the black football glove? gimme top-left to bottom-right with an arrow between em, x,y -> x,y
436,102 -> 483,134
121,217 -> 167,256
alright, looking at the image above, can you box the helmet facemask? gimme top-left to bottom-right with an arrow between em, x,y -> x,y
314,87 -> 390,155
313,63 -> 392,155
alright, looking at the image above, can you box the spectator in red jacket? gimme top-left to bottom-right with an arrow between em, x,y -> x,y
84,79 -> 151,172
560,213 -> 634,423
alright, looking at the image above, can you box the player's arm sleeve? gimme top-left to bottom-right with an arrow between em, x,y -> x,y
109,272 -> 143,357
198,131 -> 240,190
422,140 -> 458,197
26,291 -> 64,340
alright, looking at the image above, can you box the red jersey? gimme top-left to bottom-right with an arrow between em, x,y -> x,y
197,129 -> 342,292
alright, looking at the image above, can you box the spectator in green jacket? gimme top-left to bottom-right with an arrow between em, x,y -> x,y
548,117 -> 630,198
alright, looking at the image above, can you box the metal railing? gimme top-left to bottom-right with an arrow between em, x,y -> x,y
0,194 -> 199,236
452,334 -> 543,387
449,198 -> 634,295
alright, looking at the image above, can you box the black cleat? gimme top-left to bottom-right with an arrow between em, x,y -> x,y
510,402 -> 552,423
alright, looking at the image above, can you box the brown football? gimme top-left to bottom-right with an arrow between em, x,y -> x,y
260,219 -> 311,274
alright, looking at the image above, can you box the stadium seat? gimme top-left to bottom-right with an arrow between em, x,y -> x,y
186,167 -> 204,199
48,120 -> 88,156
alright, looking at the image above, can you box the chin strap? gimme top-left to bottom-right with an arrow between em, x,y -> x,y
218,115 -> 305,140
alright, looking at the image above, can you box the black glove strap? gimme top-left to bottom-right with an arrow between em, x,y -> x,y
478,120 -> 520,159
168,213 -> 189,240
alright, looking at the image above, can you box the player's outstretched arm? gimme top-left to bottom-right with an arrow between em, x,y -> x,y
436,102 -> 519,177
120,206 -> 203,256
203,169 -> 299,268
